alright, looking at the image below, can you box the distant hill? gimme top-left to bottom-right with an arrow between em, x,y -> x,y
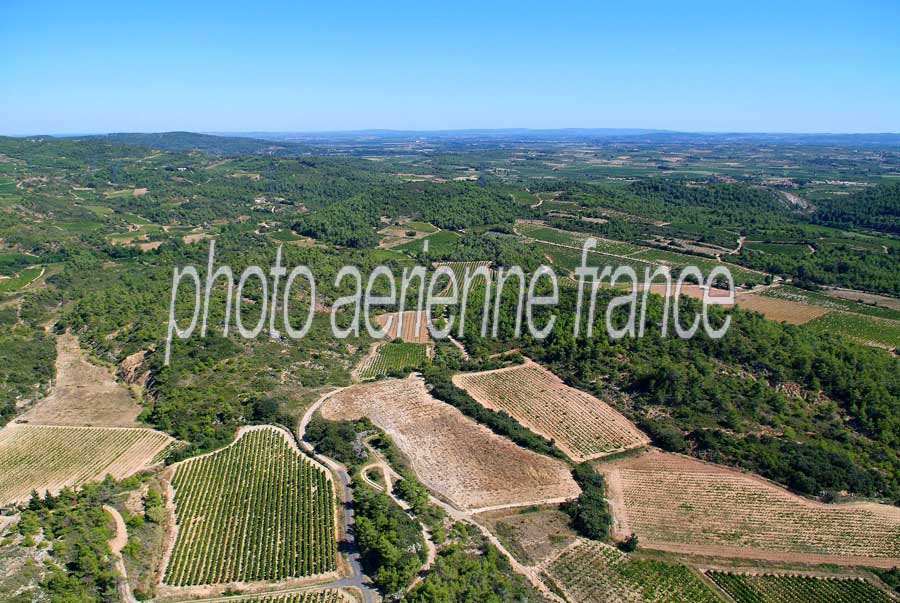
87,131 -> 310,156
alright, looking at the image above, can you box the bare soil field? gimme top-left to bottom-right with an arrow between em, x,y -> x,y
0,423 -> 173,504
375,310 -> 430,343
735,292 -> 828,324
320,376 -> 579,510
597,450 -> 900,567
827,288 -> 900,312
20,333 -> 143,427
182,232 -> 211,244
453,360 -> 649,462
646,283 -> 735,304
377,224 -> 433,249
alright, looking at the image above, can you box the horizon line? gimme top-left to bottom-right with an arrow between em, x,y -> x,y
4,127 -> 900,138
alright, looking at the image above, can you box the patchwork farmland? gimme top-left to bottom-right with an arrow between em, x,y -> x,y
0,423 -> 173,504
453,360 -> 649,462
598,450 -> 900,566
163,426 -> 337,586
542,538 -> 721,603
320,376 -> 579,510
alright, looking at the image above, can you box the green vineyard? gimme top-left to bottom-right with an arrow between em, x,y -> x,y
544,539 -> 721,603
707,571 -> 896,603
357,342 -> 428,379
164,427 -> 337,586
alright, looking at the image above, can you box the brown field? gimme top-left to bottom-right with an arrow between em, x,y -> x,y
377,223 -> 433,249
20,333 -> 142,427
182,232 -> 211,244
453,361 -> 649,462
0,423 -> 173,504
598,450 -> 900,566
735,292 -> 828,324
375,310 -> 431,343
137,241 -> 163,252
827,288 -> 900,312
646,283 -> 735,304
320,377 -> 579,510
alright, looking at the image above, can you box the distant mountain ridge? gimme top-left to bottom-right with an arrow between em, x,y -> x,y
88,131 -> 310,155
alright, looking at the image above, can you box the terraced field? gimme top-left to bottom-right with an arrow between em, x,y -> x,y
599,451 -> 900,566
542,539 -> 721,603
453,361 -> 648,462
163,426 -> 337,586
0,423 -> 173,504
707,571 -> 896,603
357,342 -> 429,379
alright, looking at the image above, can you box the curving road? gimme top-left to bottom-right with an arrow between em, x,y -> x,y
297,388 -> 377,603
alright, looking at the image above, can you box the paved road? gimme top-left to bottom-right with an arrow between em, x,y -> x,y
297,389 -> 377,603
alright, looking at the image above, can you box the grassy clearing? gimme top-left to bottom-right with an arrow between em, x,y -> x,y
405,220 -> 438,233
269,229 -> 301,241
396,230 -> 460,255
0,266 -> 42,294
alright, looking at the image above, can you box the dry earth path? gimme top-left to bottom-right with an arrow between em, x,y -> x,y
104,504 -> 137,603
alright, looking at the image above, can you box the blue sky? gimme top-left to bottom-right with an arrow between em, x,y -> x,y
2,1 -> 899,134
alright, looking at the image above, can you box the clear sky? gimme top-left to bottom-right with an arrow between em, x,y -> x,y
2,1 -> 899,135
